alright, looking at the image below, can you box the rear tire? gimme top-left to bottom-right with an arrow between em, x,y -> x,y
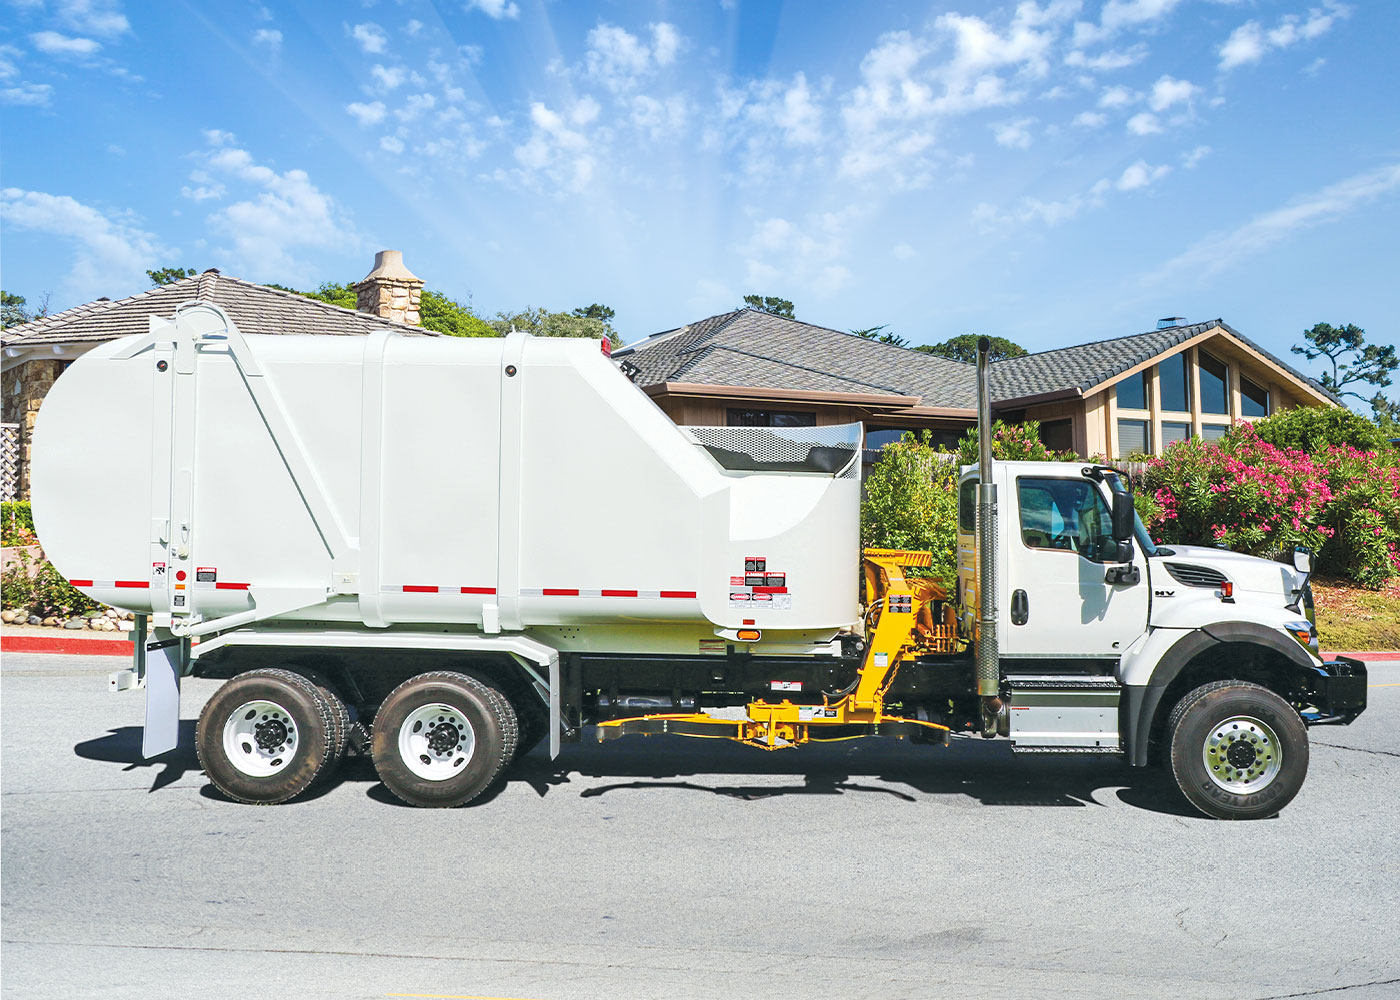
196,668 -> 335,804
1168,680 -> 1308,820
371,671 -> 518,807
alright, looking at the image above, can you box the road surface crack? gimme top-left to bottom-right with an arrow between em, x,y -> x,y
1251,977 -> 1400,999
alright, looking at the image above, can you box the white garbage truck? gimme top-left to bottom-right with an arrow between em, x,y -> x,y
30,304 -> 1367,817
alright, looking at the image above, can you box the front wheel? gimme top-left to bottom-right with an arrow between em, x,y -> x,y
1167,680 -> 1309,820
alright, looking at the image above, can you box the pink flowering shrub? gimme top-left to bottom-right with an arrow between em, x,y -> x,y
1138,422 -> 1400,588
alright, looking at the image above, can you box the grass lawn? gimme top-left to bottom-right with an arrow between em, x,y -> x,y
1312,576 -> 1400,653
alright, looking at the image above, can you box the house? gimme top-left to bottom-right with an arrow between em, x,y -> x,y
615,311 -> 1339,459
1,250 -> 431,500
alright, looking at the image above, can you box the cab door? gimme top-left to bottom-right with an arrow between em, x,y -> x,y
1000,475 -> 1149,658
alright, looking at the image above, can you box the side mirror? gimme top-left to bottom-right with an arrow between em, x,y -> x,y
1115,540 -> 1135,564
1111,490 -> 1134,542
1293,547 -> 1312,575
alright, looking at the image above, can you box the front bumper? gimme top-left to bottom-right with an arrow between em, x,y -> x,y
1300,655 -> 1368,725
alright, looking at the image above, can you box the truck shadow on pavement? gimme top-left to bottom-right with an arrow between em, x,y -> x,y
71,726 -> 1196,816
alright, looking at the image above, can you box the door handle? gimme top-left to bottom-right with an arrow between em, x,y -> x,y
1011,589 -> 1029,626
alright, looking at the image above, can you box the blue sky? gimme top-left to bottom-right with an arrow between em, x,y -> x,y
2,0 -> 1397,403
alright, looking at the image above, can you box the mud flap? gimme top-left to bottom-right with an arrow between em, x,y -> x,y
142,634 -> 188,759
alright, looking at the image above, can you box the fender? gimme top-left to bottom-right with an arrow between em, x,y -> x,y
1120,621 -> 1315,767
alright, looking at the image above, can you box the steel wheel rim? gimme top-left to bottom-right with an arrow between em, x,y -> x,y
1203,715 -> 1282,794
398,702 -> 476,781
222,699 -> 299,777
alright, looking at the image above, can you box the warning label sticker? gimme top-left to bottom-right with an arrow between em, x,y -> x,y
798,706 -> 838,720
196,567 -> 217,583
730,592 -> 791,609
770,680 -> 802,692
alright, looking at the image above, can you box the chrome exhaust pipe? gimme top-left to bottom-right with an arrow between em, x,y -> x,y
975,337 -> 999,703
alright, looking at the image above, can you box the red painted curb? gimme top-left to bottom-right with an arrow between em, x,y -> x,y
1324,651 -> 1400,663
2,635 -> 133,656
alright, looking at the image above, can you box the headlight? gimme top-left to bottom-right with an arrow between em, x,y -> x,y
1283,620 -> 1318,654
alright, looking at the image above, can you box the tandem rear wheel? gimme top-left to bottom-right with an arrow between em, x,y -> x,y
370,671 -> 519,807
1167,680 -> 1309,821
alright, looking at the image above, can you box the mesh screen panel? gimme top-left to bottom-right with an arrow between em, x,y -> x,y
682,424 -> 861,475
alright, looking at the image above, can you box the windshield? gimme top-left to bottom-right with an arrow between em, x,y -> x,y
1133,510 -> 1158,557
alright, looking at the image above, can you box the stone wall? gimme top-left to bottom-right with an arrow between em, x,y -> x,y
2,358 -> 69,500
355,280 -> 423,326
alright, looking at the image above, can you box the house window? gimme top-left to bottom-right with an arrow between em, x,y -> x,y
727,408 -> 816,428
1117,418 -> 1150,457
1200,351 -> 1229,414
1241,375 -> 1270,417
1158,354 -> 1190,412
1039,418 -> 1074,453
1116,371 -> 1147,409
1161,421 -> 1192,448
1201,424 -> 1229,442
865,427 -> 918,450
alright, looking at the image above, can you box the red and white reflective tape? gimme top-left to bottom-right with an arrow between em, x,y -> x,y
195,581 -> 251,590
69,579 -> 150,589
380,585 -> 498,595
518,588 -> 697,599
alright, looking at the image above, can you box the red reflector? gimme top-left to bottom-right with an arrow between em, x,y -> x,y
543,588 -> 579,596
69,579 -> 94,587
601,589 -> 638,597
1220,582 -> 1233,598
751,586 -> 787,594
736,629 -> 761,641
743,619 -> 755,625
660,590 -> 696,599
114,581 -> 149,588
460,586 -> 496,595
600,338 -> 612,357
403,585 -> 439,593
215,582 -> 250,591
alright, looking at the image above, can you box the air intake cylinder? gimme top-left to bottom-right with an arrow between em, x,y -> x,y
975,337 -> 999,698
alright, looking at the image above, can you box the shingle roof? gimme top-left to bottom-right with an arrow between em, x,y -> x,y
615,309 -> 978,409
0,270 -> 437,348
988,319 -> 1339,404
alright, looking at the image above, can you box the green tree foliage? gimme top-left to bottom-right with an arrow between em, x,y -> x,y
742,294 -> 795,319
860,432 -> 959,587
851,324 -> 910,348
295,281 -> 357,310
1,291 -> 32,329
421,290 -> 496,337
573,303 -> 616,323
956,419 -> 1079,465
146,266 -> 197,286
490,307 -> 619,346
1246,405 -> 1387,453
1292,322 -> 1397,402
916,334 -> 1028,364
1372,394 -> 1400,440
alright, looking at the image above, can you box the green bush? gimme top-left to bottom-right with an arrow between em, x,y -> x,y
956,419 -> 1080,465
2,501 -> 35,546
861,431 -> 959,587
1247,405 -> 1387,453
1,549 -> 103,616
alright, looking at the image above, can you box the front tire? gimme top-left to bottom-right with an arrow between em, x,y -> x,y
196,668 -> 336,804
371,671 -> 518,807
1167,680 -> 1308,820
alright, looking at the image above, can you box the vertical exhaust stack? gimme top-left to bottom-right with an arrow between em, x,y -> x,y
975,337 -> 999,701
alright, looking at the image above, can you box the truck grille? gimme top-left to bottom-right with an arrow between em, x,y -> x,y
1164,562 -> 1228,588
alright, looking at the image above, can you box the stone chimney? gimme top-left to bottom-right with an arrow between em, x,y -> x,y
355,250 -> 424,326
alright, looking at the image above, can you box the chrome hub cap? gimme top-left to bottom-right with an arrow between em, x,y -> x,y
1203,716 -> 1281,793
399,703 -> 476,781
223,700 -> 299,777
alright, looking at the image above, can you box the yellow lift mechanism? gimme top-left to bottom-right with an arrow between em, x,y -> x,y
596,548 -> 958,749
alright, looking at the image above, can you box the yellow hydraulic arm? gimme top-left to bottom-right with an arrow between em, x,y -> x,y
596,549 -> 957,749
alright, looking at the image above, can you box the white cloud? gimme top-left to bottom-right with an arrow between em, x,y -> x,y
1148,74 -> 1197,112
370,64 -> 407,91
404,19 -> 423,36
1147,161 -> 1400,281
1073,0 -> 1183,47
738,212 -> 853,297
1219,4 -> 1349,72
465,0 -> 519,20
379,135 -> 404,154
56,0 -> 129,37
1117,159 -> 1169,190
1182,144 -> 1211,168
1126,111 -> 1161,134
0,187 -> 165,300
188,144 -> 360,283
395,92 -> 436,122
30,31 -> 101,57
585,22 -> 683,91
630,93 -> 687,137
1098,84 -> 1136,108
345,100 -> 386,127
351,23 -> 388,54
180,169 -> 225,202
2,82 -> 53,105
202,128 -> 236,146
1073,110 -> 1106,127
0,45 -> 18,80
993,118 -> 1035,149
513,100 -> 595,193
252,29 -> 282,52
892,241 -> 917,260
1064,44 -> 1146,70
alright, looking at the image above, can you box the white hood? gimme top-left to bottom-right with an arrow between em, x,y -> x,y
1159,544 -> 1306,601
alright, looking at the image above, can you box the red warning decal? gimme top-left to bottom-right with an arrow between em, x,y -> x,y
196,567 -> 217,583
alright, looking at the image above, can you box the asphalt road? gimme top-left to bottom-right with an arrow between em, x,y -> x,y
3,653 -> 1398,1000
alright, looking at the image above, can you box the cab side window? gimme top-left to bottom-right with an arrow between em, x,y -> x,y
1016,478 -> 1116,562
